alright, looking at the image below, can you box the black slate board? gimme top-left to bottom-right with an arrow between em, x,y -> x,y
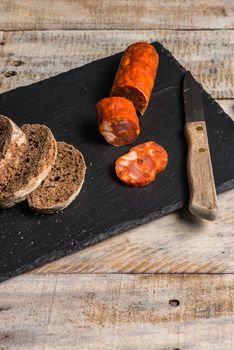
0,42 -> 234,282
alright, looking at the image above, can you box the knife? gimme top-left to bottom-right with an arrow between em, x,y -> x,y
183,71 -> 218,220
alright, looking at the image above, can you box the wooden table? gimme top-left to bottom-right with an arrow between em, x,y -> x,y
0,1 -> 233,349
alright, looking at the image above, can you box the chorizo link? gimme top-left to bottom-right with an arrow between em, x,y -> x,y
111,42 -> 159,115
96,97 -> 140,146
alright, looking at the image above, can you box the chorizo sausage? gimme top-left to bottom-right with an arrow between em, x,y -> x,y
115,148 -> 157,187
96,96 -> 140,146
131,141 -> 168,173
115,141 -> 168,187
111,42 -> 159,115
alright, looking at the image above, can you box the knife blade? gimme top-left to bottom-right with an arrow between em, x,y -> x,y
183,71 -> 218,220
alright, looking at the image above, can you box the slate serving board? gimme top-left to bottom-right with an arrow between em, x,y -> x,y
0,42 -> 234,282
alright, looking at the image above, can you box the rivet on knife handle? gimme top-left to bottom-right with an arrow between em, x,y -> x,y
185,121 -> 218,220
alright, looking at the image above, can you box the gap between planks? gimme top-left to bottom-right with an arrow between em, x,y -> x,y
0,0 -> 233,30
34,190 -> 234,275
1,28 -> 234,32
0,274 -> 233,350
0,29 -> 233,99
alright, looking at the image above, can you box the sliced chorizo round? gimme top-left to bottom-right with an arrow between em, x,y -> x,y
131,141 -> 168,173
111,42 -> 159,115
96,96 -> 140,146
115,149 -> 157,187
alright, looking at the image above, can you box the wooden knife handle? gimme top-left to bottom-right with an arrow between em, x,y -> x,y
185,121 -> 218,220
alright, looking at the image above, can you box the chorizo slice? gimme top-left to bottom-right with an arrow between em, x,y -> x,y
131,141 -> 168,173
96,96 -> 140,146
111,42 -> 159,115
115,149 -> 157,187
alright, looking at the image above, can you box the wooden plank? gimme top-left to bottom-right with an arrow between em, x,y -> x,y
219,99 -> 234,118
0,274 -> 233,349
0,30 -> 233,99
0,0 -> 233,30
35,189 -> 234,274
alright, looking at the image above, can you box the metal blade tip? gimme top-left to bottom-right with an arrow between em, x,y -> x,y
183,71 -> 194,92
183,71 -> 205,123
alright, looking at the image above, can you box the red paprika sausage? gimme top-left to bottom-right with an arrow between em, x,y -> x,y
96,97 -> 140,146
115,148 -> 157,187
111,42 -> 159,115
115,141 -> 168,187
131,141 -> 168,173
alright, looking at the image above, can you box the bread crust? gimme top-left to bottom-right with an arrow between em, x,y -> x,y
0,115 -> 27,188
0,124 -> 57,208
27,142 -> 86,213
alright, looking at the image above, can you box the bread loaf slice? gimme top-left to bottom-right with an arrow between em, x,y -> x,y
27,142 -> 86,213
0,115 -> 27,190
0,124 -> 57,208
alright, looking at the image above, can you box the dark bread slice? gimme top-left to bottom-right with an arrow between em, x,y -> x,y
0,115 -> 27,189
0,124 -> 57,208
27,141 -> 86,213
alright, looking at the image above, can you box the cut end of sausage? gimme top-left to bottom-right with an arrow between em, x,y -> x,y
115,149 -> 157,187
132,141 -> 168,173
111,85 -> 147,116
99,119 -> 140,146
115,141 -> 168,187
96,97 -> 140,147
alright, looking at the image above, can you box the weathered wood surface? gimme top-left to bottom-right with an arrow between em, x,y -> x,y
35,189 -> 234,274
218,99 -> 234,118
0,0 -> 233,30
0,30 -> 233,99
0,274 -> 233,350
1,1 -> 234,348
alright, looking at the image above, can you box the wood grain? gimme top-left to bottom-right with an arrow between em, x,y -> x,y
0,1 -> 233,348
185,121 -> 218,220
218,99 -> 234,118
35,189 -> 234,274
0,0 -> 233,30
0,274 -> 233,350
0,30 -> 233,99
